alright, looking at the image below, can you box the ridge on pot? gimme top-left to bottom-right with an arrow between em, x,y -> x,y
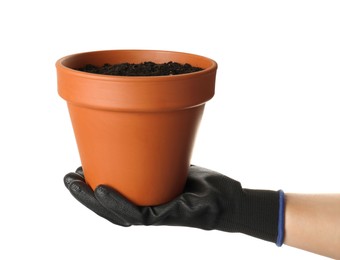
56,50 -> 217,206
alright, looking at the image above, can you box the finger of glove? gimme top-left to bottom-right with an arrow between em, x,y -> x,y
75,166 -> 84,176
95,185 -> 144,225
64,172 -> 85,189
68,180 -> 131,227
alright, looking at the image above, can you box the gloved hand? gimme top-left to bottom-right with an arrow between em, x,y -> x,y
64,165 -> 284,245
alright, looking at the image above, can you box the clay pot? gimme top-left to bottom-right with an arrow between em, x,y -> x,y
56,50 -> 217,206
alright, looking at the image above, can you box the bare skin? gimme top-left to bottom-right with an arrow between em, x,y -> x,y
284,194 -> 340,259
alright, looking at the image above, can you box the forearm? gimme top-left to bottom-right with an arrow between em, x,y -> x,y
284,193 -> 340,259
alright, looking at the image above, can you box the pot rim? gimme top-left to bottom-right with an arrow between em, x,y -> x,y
56,49 -> 217,111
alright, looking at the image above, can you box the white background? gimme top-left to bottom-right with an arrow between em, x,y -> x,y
0,0 -> 339,259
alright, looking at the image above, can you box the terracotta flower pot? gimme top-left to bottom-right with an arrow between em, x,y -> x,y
56,50 -> 217,206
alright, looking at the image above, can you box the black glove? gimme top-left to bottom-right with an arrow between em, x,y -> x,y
64,165 -> 283,244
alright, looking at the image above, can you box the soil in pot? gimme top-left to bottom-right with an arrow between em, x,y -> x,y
77,61 -> 203,76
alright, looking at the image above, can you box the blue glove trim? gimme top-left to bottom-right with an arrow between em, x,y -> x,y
276,190 -> 285,247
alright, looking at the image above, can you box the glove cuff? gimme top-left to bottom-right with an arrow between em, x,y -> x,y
230,188 -> 283,243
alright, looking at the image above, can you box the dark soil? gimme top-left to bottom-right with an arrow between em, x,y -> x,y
76,61 -> 203,76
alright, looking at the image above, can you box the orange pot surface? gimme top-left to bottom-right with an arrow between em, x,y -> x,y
57,50 -> 217,206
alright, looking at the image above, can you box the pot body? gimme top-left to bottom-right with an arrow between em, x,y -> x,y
56,50 -> 217,206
